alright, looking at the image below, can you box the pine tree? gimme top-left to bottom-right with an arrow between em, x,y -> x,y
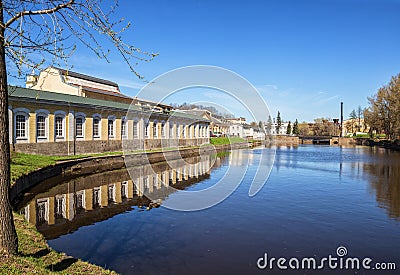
286,121 -> 292,135
292,119 -> 300,135
276,111 -> 282,134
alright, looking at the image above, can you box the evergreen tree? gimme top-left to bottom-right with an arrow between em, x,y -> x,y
286,121 -> 292,135
292,119 -> 300,135
276,111 -> 282,134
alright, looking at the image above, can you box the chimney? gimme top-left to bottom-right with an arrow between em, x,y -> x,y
340,102 -> 344,137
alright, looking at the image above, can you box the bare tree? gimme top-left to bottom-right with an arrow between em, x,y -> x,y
0,0 -> 157,255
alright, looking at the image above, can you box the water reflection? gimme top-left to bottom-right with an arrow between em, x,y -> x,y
362,148 -> 400,220
14,146 -> 400,274
18,155 -> 220,240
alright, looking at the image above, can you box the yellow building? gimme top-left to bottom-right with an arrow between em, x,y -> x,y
9,68 -> 210,155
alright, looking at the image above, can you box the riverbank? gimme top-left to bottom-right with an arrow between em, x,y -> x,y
7,139 -> 250,274
0,213 -> 116,274
363,139 -> 400,151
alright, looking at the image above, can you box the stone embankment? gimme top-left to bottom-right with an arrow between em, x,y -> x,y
10,142 -> 249,205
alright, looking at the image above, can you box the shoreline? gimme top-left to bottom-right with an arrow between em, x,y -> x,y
6,141 -> 250,274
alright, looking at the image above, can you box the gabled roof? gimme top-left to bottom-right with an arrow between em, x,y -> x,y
54,67 -> 119,88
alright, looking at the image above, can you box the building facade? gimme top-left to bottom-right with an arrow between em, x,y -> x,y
9,68 -> 210,155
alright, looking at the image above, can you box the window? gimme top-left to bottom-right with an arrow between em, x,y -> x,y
170,124 -> 174,138
153,121 -> 158,138
93,117 -> 100,137
37,199 -> 49,225
161,122 -> 166,138
121,118 -> 127,138
176,124 -> 180,138
76,117 -> 84,137
133,121 -> 138,138
145,122 -> 149,138
183,124 -> 187,138
108,184 -> 115,202
55,195 -> 65,219
121,181 -> 128,199
76,191 -> 85,213
93,187 -> 101,207
36,115 -> 46,138
108,119 -> 114,137
55,116 -> 64,138
16,114 -> 27,138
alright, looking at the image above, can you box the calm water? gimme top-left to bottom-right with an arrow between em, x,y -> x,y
19,146 -> 400,274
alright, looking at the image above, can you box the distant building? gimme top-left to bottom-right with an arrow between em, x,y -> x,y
226,117 -> 246,125
179,109 -> 230,136
226,117 -> 245,137
267,122 -> 290,135
343,118 -> 369,136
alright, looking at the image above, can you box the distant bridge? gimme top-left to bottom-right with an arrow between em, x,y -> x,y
299,135 -> 335,145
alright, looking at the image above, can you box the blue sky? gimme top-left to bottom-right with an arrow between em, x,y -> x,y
9,0 -> 400,122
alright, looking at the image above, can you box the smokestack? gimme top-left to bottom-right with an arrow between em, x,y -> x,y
340,102 -> 343,137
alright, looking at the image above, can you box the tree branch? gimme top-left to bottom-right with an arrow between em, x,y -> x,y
3,0 -> 75,29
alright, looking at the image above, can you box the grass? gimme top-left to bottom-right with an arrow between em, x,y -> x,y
210,137 -> 246,145
7,153 -> 119,274
10,151 -> 127,184
0,213 -> 116,274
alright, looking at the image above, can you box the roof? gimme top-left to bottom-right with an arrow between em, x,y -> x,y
170,110 -> 209,121
9,85 -> 140,111
8,86 -> 209,122
83,86 -> 132,99
55,67 -> 119,88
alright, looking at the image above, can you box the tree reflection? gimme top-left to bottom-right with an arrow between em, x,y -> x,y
364,160 -> 400,220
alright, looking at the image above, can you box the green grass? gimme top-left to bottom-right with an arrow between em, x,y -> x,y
10,151 -> 125,184
0,213 -> 116,274
210,137 -> 246,145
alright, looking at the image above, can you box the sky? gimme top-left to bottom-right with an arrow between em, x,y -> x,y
9,0 -> 400,123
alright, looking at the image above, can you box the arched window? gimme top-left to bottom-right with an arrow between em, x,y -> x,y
176,124 -> 180,138
169,123 -> 174,138
144,121 -> 150,138
36,115 -> 46,137
121,117 -> 128,139
93,114 -> 101,139
161,121 -> 166,138
153,121 -> 158,138
14,108 -> 30,142
182,124 -> 187,138
16,115 -> 27,138
54,111 -> 66,140
133,120 -> 139,138
108,115 -> 116,138
35,109 -> 49,141
75,112 -> 86,139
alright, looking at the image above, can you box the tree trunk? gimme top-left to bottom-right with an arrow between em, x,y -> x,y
0,1 -> 18,256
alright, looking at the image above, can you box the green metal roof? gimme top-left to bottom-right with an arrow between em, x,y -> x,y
8,86 -> 209,122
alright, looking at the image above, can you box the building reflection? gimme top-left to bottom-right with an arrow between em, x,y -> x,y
18,155 -> 217,239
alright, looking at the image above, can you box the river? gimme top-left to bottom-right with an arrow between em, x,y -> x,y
18,145 -> 400,274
